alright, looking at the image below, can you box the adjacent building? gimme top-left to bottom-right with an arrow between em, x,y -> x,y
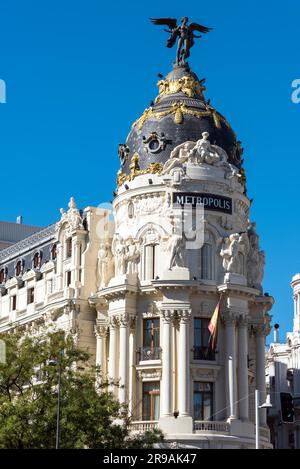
266,274 -> 300,449
0,219 -> 41,250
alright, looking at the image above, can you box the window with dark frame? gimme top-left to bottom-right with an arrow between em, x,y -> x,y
33,253 -> 40,269
0,268 -> 5,284
194,317 -> 215,360
66,271 -> 71,287
141,318 -> 160,360
142,381 -> 160,421
15,260 -> 22,277
51,244 -> 57,261
27,287 -> 34,305
193,381 -> 214,421
11,295 -> 17,311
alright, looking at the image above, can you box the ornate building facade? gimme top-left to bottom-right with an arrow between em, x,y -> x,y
0,27 -> 273,449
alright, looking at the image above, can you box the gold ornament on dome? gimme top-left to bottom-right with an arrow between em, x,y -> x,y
116,158 -> 164,188
156,75 -> 206,103
129,153 -> 140,180
132,101 -> 231,131
116,170 -> 126,187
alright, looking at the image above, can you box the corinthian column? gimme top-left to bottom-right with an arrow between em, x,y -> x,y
178,309 -> 191,417
224,314 -> 237,420
119,314 -> 129,404
161,310 -> 173,417
256,324 -> 267,426
238,315 -> 249,421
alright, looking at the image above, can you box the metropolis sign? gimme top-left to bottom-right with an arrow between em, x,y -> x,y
173,192 -> 232,215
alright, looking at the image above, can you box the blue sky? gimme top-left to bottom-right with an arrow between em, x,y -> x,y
0,0 -> 299,340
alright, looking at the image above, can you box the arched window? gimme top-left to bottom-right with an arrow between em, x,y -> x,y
33,252 -> 41,269
15,260 -> 23,277
143,244 -> 158,281
0,268 -> 6,284
51,244 -> 57,261
200,243 -> 214,280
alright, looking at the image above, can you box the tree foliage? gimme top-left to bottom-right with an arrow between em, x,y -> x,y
0,330 -> 163,449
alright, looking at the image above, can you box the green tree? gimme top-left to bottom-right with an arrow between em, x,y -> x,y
0,330 -> 163,449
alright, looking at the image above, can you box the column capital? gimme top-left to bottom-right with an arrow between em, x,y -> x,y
94,324 -> 109,338
178,309 -> 192,323
160,309 -> 176,323
238,315 -> 249,328
119,313 -> 130,327
109,315 -> 119,329
253,323 -> 266,337
221,312 -> 238,326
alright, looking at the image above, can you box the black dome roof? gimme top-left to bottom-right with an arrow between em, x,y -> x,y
119,64 -> 242,176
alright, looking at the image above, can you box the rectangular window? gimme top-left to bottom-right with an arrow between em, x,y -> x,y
194,318 -> 215,360
66,238 -> 72,259
27,288 -> 34,304
193,382 -> 214,421
141,318 -> 160,360
143,245 -> 157,281
66,271 -> 71,286
142,382 -> 160,421
10,295 -> 17,311
201,244 -> 213,280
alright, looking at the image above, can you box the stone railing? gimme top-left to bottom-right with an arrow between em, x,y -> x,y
138,346 -> 162,362
129,421 -> 158,433
194,421 -> 230,433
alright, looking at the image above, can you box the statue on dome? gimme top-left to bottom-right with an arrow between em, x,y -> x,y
161,132 -> 227,175
150,17 -> 212,66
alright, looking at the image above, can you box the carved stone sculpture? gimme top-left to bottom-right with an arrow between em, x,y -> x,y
162,132 -> 232,175
114,237 -> 126,276
56,197 -> 84,234
97,242 -> 114,289
247,222 -> 265,289
124,238 -> 140,274
168,233 -> 185,269
220,233 -> 247,274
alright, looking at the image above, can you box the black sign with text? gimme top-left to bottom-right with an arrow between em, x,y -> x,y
173,192 -> 232,214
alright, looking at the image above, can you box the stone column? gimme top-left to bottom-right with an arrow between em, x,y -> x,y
178,309 -> 191,417
161,310 -> 173,417
238,315 -> 249,421
128,318 -> 136,416
256,324 -> 267,426
108,317 -> 118,391
119,314 -> 129,404
224,314 -> 237,420
95,324 -> 108,385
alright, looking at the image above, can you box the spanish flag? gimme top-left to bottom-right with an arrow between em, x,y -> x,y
208,300 -> 221,351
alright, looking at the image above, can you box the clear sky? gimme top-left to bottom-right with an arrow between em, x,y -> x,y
0,0 -> 299,340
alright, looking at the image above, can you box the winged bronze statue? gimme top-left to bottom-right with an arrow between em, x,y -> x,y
150,17 -> 212,66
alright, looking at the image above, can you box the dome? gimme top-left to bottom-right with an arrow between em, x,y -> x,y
117,64 -> 243,183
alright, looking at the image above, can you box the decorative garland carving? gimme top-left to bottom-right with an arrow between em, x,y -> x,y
132,102 -> 230,131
